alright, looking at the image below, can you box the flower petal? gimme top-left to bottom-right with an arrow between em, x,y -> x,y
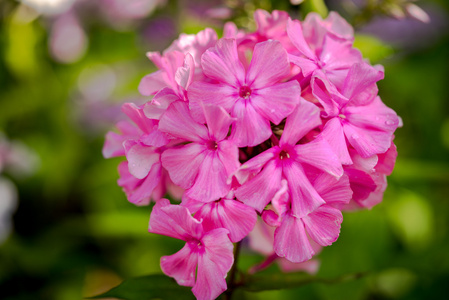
280,99 -> 321,146
149,199 -> 203,241
203,105 -> 234,141
246,40 -> 291,89
274,214 -> 315,263
284,162 -> 325,217
188,82 -> 238,123
320,118 -> 352,165
160,243 -> 198,287
193,228 -> 234,300
251,81 -> 300,125
302,205 -> 343,246
235,159 -> 282,212
185,151 -> 231,202
196,199 -> 257,242
143,87 -> 180,120
294,136 -> 343,177
230,99 -> 272,147
162,143 -> 206,189
286,19 -> 316,60
125,143 -> 160,179
201,38 -> 245,87
313,173 -> 352,207
159,101 -> 209,142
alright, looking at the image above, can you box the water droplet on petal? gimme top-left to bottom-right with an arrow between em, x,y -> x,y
385,119 -> 395,126
352,134 -> 359,140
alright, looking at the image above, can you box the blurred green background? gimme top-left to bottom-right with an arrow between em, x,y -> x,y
0,0 -> 448,299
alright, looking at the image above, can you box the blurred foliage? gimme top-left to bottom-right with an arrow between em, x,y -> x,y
0,0 -> 448,300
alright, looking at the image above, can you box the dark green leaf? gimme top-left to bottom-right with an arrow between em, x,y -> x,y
88,274 -> 195,300
240,271 -> 366,292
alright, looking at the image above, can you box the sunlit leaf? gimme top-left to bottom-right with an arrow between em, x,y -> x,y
353,34 -> 394,63
302,0 -> 328,18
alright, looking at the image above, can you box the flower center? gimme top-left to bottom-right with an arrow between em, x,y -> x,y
206,140 -> 218,150
279,150 -> 290,160
239,85 -> 252,99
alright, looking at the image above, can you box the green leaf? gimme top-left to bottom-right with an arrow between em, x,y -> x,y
240,271 -> 366,292
88,274 -> 195,300
302,0 -> 328,18
353,34 -> 394,63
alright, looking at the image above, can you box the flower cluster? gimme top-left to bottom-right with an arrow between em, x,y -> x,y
104,9 -> 401,300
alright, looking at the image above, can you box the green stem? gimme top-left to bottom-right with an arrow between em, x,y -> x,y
224,241 -> 242,300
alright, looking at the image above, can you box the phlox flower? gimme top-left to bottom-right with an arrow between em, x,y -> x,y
261,171 -> 352,263
315,63 -> 400,161
248,218 -> 321,274
159,102 -> 239,202
149,199 -> 234,300
103,103 -> 173,204
235,99 -> 343,218
344,142 -> 397,210
182,191 -> 257,243
188,38 -> 300,147
287,17 -> 362,90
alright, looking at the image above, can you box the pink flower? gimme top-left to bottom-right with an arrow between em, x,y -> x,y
182,191 -> 257,243
141,52 -> 195,121
103,103 -> 173,204
159,102 -> 239,202
262,171 -> 351,263
188,39 -> 300,147
235,99 -> 343,217
149,199 -> 234,300
248,218 -> 321,274
316,63 -> 400,160
287,17 -> 362,90
165,28 -> 218,67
